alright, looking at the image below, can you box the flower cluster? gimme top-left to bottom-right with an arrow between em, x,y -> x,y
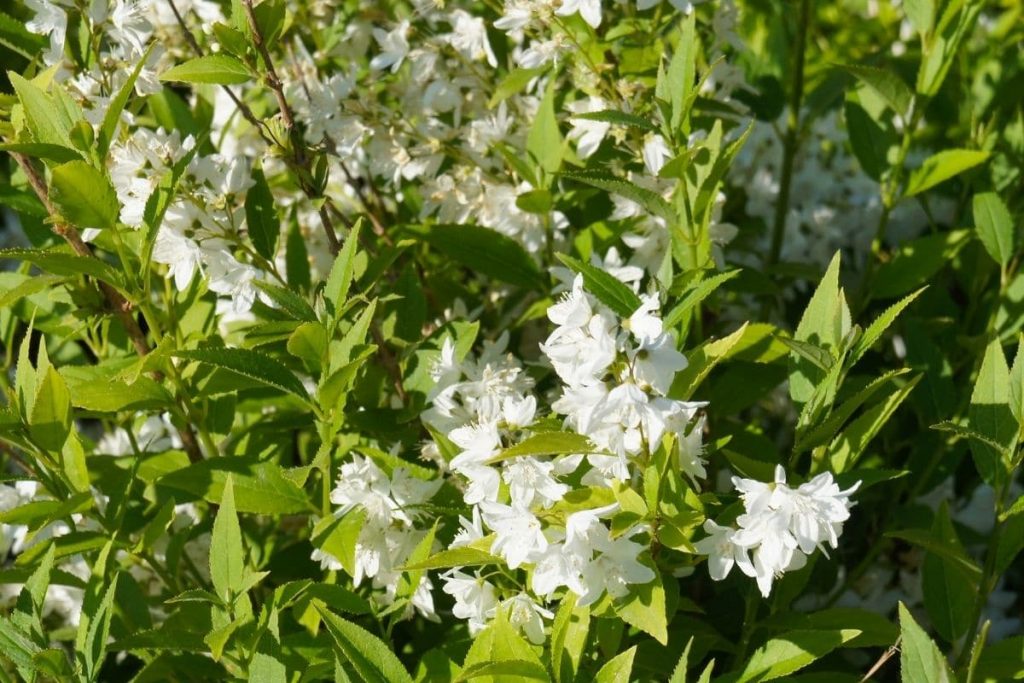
697,465 -> 859,597
313,455 -> 441,619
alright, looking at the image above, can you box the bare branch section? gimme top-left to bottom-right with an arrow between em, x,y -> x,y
239,0 -> 342,255
10,153 -> 205,464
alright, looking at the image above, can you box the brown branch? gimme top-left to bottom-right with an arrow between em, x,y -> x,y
10,153 -> 205,464
858,638 -> 900,683
240,0 -> 341,255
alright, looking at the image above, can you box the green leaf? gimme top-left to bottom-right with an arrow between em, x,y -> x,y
312,508 -> 367,578
737,629 -> 862,682
668,637 -> 693,683
574,109 -> 658,133
323,219 -> 363,320
174,347 -> 309,401
668,13 -> 697,134
898,603 -> 953,683
671,322 -> 749,400
848,287 -> 925,366
796,369 -> 910,453
0,12 -> 47,59
157,457 -> 311,514
60,368 -> 173,412
489,67 -> 546,108
556,253 -> 642,318
159,54 -> 251,84
246,167 -> 280,260
412,224 -> 544,290
973,192 -> 1015,267
490,432 -> 595,464
904,0 -> 935,35
594,646 -> 635,683
967,339 -> 1015,484
872,230 -> 970,299
828,374 -> 920,473
317,605 -> 415,683
76,573 -> 119,681
8,72 -> 73,147
462,609 -> 547,683
402,546 -> 502,571
527,78 -> 563,177
974,635 -> 1024,681
761,608 -> 898,650
789,253 -> 846,404
250,652 -> 288,683
844,98 -> 894,181
550,592 -> 589,683
663,269 -> 741,329
210,476 -> 244,602
904,149 -> 989,197
0,142 -> 81,163
886,529 -> 982,583
561,170 -> 675,224
28,365 -> 71,452
456,660 -> 549,682
614,566 -> 667,645
915,0 -> 981,97
515,189 -> 554,214
255,281 -> 318,322
0,247 -> 124,286
921,503 -> 974,643
839,64 -> 913,116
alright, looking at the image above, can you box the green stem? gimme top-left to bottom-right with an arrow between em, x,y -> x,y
955,477 -> 1012,671
766,0 -> 812,269
732,585 -> 761,668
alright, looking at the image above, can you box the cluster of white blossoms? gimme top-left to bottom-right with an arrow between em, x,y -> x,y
312,454 -> 441,620
107,128 -> 264,314
419,275 -> 709,641
696,465 -> 859,597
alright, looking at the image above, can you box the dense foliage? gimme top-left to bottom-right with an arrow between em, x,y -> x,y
0,0 -> 1021,680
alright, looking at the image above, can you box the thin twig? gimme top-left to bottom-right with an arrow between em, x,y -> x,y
240,0 -> 341,254
858,637 -> 900,682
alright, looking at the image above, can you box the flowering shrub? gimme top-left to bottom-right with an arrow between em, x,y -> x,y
0,0 -> 1021,680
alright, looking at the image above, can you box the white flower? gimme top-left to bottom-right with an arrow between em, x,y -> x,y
629,332 -> 687,395
442,570 -> 498,634
567,97 -> 610,159
370,21 -> 410,72
517,38 -> 564,69
203,245 -> 260,314
480,501 -> 547,569
676,414 -> 707,483
498,593 -> 553,644
693,519 -> 751,581
556,0 -> 602,28
503,457 -> 569,508
626,294 -> 663,341
25,0 -> 67,64
447,10 -> 497,67
450,507 -> 486,548
642,134 -> 672,175
547,275 -> 593,329
152,223 -> 203,291
579,534 -> 654,604
502,395 -> 537,429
